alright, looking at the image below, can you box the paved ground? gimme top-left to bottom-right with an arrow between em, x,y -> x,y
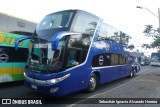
70,66 -> 160,107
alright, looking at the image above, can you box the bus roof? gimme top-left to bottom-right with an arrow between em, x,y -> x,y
47,9 -> 99,19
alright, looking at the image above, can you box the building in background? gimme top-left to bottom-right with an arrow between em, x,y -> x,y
0,12 -> 36,35
0,12 -> 37,83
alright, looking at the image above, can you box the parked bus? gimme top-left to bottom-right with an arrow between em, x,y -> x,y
15,9 -> 134,96
0,12 -> 36,83
140,53 -> 150,65
150,53 -> 160,66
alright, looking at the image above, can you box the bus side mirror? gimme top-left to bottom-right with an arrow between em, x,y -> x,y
52,31 -> 80,50
15,36 -> 31,50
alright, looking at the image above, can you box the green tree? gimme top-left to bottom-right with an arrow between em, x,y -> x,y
142,24 -> 160,49
143,25 -> 153,35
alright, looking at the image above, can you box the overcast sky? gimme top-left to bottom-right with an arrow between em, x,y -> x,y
0,0 -> 160,55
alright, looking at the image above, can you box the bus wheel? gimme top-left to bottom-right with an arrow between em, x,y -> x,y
87,73 -> 97,92
129,70 -> 135,78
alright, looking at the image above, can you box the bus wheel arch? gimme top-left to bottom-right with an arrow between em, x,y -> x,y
86,71 -> 100,92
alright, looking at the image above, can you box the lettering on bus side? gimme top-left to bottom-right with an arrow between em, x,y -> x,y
0,34 -> 6,44
0,33 -> 30,46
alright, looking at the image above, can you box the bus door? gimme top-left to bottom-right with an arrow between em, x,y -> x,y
64,47 -> 86,90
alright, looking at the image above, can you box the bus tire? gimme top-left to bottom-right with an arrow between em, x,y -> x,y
129,70 -> 135,78
86,73 -> 97,92
134,67 -> 137,75
135,66 -> 138,73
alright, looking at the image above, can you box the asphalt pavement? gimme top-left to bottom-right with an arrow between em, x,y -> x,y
70,66 -> 160,107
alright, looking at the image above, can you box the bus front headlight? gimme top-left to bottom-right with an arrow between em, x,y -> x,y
47,73 -> 70,84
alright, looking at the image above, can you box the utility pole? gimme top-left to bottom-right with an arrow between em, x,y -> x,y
158,8 -> 160,34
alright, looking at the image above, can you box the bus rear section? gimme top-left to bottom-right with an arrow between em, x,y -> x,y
0,32 -> 29,83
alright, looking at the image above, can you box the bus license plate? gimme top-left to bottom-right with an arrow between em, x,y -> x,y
31,84 -> 37,89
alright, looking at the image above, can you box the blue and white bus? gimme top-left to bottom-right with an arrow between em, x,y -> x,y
150,53 -> 160,66
15,10 -> 134,96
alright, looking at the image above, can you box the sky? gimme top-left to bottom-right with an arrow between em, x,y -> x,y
0,0 -> 160,55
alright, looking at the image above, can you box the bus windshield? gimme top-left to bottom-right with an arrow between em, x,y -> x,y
34,10 -> 75,40
26,37 -> 65,73
151,58 -> 160,62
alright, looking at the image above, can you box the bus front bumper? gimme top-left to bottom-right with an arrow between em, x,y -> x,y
150,62 -> 160,66
24,80 -> 60,96
24,72 -> 70,96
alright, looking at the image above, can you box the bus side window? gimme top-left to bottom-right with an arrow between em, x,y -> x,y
67,50 -> 80,68
110,54 -> 119,65
81,50 -> 88,63
128,56 -> 133,64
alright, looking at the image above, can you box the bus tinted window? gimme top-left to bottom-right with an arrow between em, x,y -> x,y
71,11 -> 98,35
119,32 -> 130,45
119,55 -> 126,65
68,34 -> 92,49
66,49 -> 81,68
98,23 -> 120,42
98,22 -> 130,45
66,34 -> 92,68
37,11 -> 74,30
111,54 -> 119,65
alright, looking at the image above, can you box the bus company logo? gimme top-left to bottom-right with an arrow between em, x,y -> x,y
99,55 -> 104,65
0,54 -> 9,62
